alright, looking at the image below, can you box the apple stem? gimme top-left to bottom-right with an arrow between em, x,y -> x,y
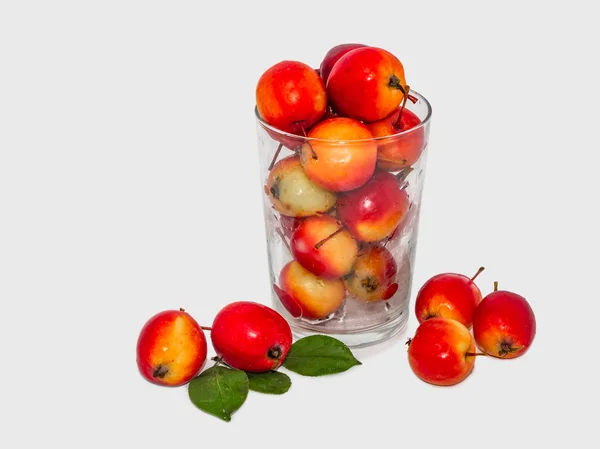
276,228 -> 292,254
268,143 -> 284,171
405,338 -> 413,346
314,226 -> 345,249
466,352 -> 488,357
300,123 -> 308,137
470,266 -> 485,282
200,326 -> 212,331
494,281 -> 499,292
395,167 -> 413,184
393,85 -> 410,129
308,143 -> 318,160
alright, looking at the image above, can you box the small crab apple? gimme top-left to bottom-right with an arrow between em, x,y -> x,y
275,260 -> 345,320
414,267 -> 485,329
211,301 -> 292,373
256,60 -> 327,136
265,155 -> 337,217
366,107 -> 425,171
300,117 -> 377,192
407,317 -> 480,386
336,170 -> 410,242
327,46 -> 408,122
319,43 -> 367,83
290,214 -> 358,279
136,308 -> 207,387
473,282 -> 536,359
344,245 -> 398,302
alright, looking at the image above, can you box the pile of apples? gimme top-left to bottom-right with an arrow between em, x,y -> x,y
407,267 -> 537,386
256,43 -> 427,320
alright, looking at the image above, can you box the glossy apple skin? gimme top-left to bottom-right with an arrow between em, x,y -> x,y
256,60 -> 327,135
290,214 -> 358,279
407,317 -> 476,386
276,260 -> 345,320
344,245 -> 398,302
211,301 -> 292,373
415,273 -> 483,329
366,107 -> 425,171
336,171 -> 410,242
136,309 -> 207,387
319,43 -> 367,83
300,117 -> 377,192
265,155 -> 337,217
326,47 -> 407,122
473,290 -> 536,359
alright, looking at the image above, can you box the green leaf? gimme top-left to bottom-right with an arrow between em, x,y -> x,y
247,371 -> 291,394
188,365 -> 249,422
282,335 -> 362,377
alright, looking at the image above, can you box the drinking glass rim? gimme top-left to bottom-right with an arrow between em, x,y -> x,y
255,89 -> 432,144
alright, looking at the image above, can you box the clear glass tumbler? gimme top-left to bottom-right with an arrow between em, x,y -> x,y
255,91 -> 432,347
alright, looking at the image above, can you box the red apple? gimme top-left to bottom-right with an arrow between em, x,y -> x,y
290,214 -> 358,279
344,245 -> 398,302
275,260 -> 345,320
414,267 -> 485,329
210,301 -> 292,372
407,317 -> 477,386
366,107 -> 425,171
265,155 -> 337,217
256,60 -> 327,135
319,43 -> 367,83
300,117 -> 377,192
473,283 -> 536,359
136,308 -> 207,387
336,170 -> 410,242
327,47 -> 407,122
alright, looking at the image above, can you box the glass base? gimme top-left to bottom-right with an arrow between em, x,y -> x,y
280,303 -> 410,349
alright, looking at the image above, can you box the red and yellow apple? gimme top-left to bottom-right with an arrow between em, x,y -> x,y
265,155 -> 336,217
473,285 -> 536,359
136,308 -> 207,387
407,317 -> 476,386
256,60 -> 327,136
414,268 -> 484,329
211,301 -> 292,373
275,260 -> 345,320
300,117 -> 377,192
336,170 -> 410,242
366,107 -> 425,171
290,214 -> 358,278
344,245 -> 398,302
326,47 -> 408,122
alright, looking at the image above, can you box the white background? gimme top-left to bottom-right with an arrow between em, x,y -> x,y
1,1 -> 599,447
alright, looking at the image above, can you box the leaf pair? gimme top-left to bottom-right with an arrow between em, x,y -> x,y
188,367 -> 291,422
188,335 -> 361,422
